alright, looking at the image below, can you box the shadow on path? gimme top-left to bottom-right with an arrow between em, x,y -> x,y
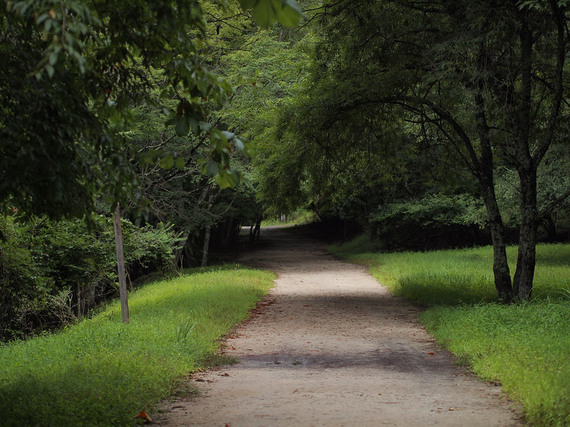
157,225 -> 523,426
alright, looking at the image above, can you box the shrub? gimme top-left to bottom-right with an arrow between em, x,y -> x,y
0,214 -> 181,341
369,193 -> 489,250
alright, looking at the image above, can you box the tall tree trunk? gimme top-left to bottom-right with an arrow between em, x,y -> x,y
201,225 -> 211,267
513,166 -> 538,300
113,203 -> 129,323
481,183 -> 514,303
472,78 -> 514,303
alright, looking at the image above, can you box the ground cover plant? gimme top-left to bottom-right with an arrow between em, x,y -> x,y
330,241 -> 570,426
0,266 -> 274,426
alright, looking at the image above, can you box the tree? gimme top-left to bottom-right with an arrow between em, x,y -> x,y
277,0 -> 570,301
0,0 -> 302,218
1,0 -> 302,324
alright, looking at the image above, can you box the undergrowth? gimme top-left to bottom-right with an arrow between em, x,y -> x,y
0,266 -> 275,426
330,239 -> 570,426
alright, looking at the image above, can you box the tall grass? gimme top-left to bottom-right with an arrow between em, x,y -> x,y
0,266 -> 275,426
332,244 -> 570,305
421,301 -> 569,426
330,240 -> 570,426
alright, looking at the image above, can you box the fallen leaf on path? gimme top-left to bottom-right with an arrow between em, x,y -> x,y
448,408 -> 456,411
133,410 -> 152,423
427,352 -> 435,356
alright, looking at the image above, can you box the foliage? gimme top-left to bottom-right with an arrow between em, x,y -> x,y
262,208 -> 316,226
270,0 -> 570,300
0,0 -> 302,218
210,16 -> 316,218
494,142 -> 570,236
369,193 -> 488,250
0,214 -> 181,341
371,194 -> 486,230
0,266 -> 275,426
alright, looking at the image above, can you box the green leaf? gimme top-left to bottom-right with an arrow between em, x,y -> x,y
205,160 -> 220,177
247,0 -> 302,28
199,121 -> 212,132
141,149 -> 161,165
188,117 -> 199,134
175,116 -> 189,136
239,0 -> 258,9
159,154 -> 175,169
216,169 -> 240,189
175,157 -> 186,170
234,137 -> 245,152
221,131 -> 235,140
252,0 -> 274,28
278,0 -> 303,27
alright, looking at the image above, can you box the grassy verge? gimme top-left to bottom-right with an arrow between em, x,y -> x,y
330,240 -> 570,426
0,265 -> 275,426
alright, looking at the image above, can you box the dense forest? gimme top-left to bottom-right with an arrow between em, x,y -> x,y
1,0 -> 569,340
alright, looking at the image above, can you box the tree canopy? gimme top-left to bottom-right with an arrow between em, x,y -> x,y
0,0 -> 302,218
250,0 -> 570,301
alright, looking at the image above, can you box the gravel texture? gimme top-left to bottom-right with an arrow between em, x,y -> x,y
156,226 -> 523,426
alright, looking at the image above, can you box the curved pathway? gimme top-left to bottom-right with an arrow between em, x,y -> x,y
157,226 -> 522,426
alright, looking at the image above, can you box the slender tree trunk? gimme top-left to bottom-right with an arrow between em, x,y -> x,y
479,169 -> 513,302
472,77 -> 514,303
201,225 -> 211,267
76,283 -> 82,319
513,166 -> 538,300
113,203 -> 129,323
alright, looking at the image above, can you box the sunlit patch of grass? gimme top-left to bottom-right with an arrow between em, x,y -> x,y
421,302 -> 570,426
330,239 -> 570,425
0,266 -> 275,426
331,243 -> 570,306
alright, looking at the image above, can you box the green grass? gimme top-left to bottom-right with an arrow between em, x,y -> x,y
421,302 -> 569,426
330,239 -> 570,426
261,209 -> 317,226
0,265 -> 275,426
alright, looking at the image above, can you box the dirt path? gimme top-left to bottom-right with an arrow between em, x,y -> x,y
156,226 -> 522,426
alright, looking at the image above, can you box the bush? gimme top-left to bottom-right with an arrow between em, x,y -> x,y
0,214 -> 181,341
370,193 -> 489,250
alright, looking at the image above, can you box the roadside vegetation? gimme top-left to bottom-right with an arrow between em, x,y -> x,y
261,209 -> 317,226
330,240 -> 570,426
0,266 -> 275,426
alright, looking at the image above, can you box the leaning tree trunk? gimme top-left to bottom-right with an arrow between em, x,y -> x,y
480,175 -> 514,303
513,166 -> 538,301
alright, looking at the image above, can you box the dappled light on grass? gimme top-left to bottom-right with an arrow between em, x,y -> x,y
0,266 -> 274,426
342,243 -> 570,306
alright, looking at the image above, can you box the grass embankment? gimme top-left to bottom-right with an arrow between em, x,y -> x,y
0,265 -> 275,426
330,239 -> 570,426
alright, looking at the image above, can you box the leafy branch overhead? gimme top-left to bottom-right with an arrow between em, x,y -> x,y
0,0 -> 303,217
239,0 -> 304,27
